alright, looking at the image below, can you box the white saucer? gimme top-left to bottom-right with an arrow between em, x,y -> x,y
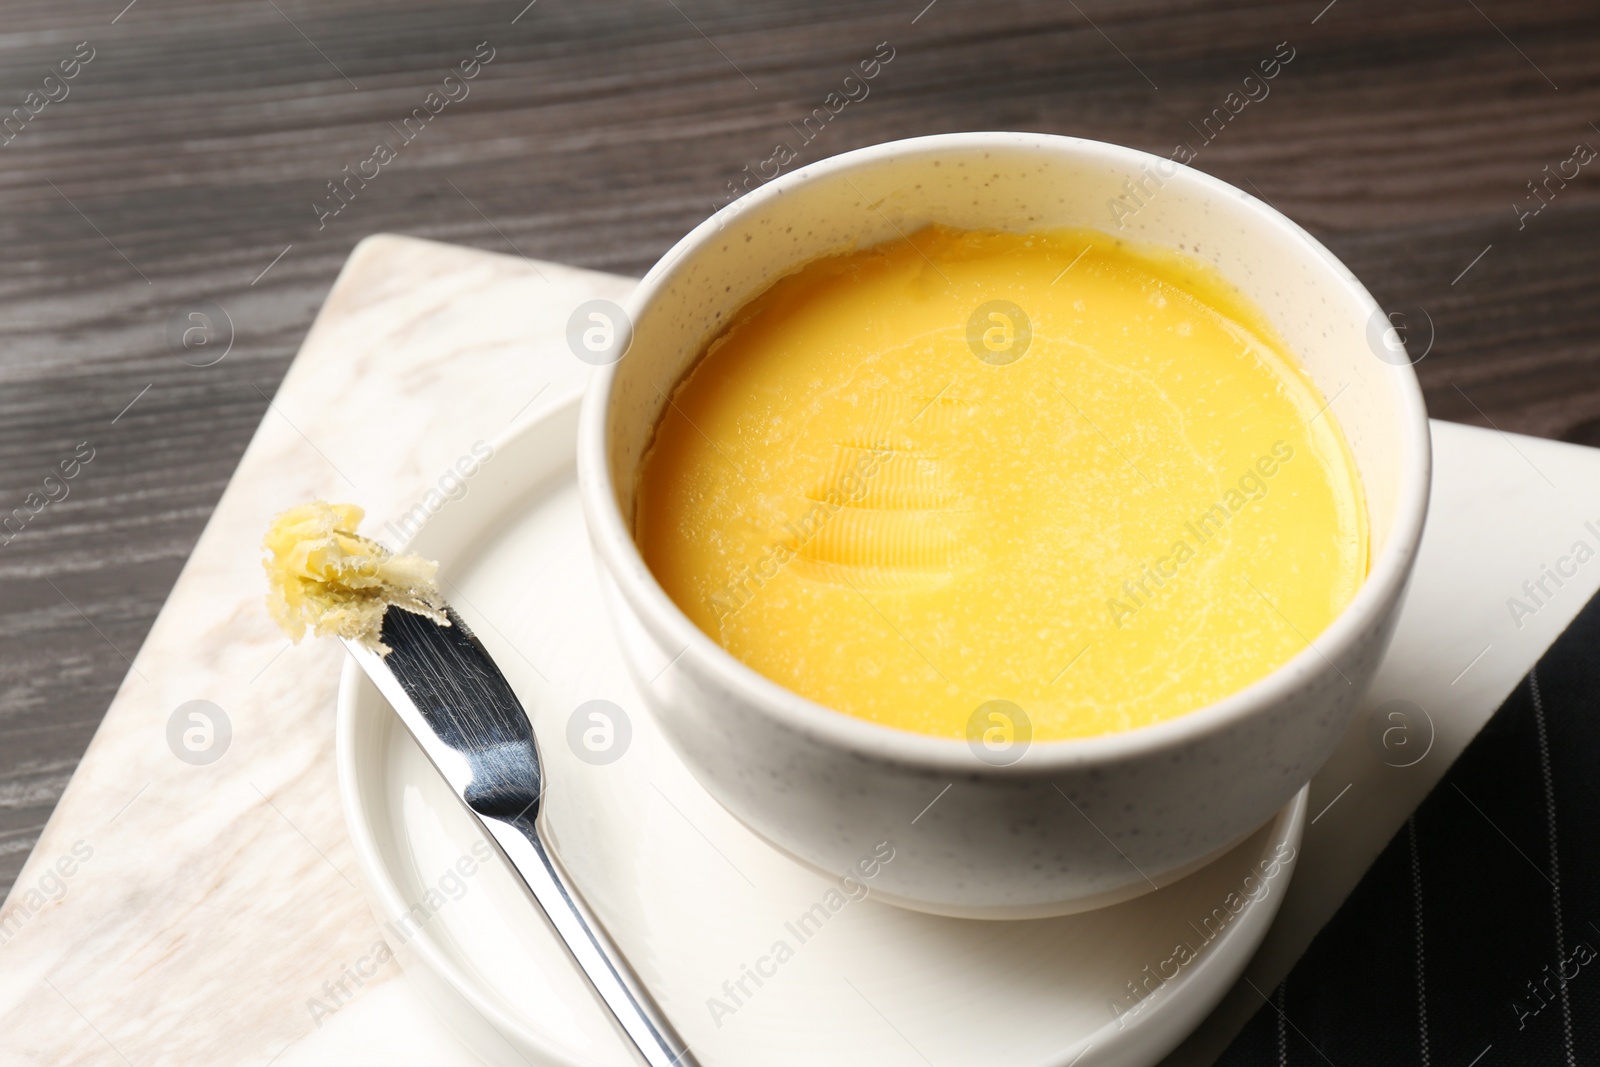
336,390 -> 1306,1067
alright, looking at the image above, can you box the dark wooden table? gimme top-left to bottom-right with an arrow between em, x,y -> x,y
1,0 -> 1596,897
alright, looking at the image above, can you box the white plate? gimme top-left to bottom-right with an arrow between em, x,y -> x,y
337,390 -> 1306,1067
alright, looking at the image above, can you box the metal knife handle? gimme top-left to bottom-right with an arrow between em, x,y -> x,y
477,812 -> 699,1067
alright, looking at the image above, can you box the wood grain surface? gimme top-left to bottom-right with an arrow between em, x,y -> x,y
1,0 -> 1596,897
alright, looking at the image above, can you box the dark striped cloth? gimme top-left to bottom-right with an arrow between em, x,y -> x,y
1218,592 -> 1600,1066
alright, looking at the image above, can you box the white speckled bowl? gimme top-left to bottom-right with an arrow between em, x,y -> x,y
578,132 -> 1430,918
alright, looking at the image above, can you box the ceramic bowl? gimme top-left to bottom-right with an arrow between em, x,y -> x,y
577,131 -> 1430,918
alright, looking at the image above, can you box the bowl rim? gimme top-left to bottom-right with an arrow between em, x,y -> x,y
578,130 -> 1432,774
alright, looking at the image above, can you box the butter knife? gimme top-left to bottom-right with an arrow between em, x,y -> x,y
344,605 -> 698,1067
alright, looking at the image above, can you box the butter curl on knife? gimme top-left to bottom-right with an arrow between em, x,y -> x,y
263,500 -> 448,655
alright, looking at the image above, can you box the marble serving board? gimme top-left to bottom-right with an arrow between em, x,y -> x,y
1,234 -> 1595,1067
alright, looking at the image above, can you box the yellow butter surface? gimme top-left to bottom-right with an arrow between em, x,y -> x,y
636,226 -> 1367,740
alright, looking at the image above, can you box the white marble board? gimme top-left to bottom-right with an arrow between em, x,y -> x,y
0,234 -> 1592,1067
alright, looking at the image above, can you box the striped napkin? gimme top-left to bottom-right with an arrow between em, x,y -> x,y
1218,593 -> 1600,1065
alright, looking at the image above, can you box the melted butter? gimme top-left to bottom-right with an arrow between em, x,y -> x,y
263,500 -> 446,654
635,226 -> 1368,740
